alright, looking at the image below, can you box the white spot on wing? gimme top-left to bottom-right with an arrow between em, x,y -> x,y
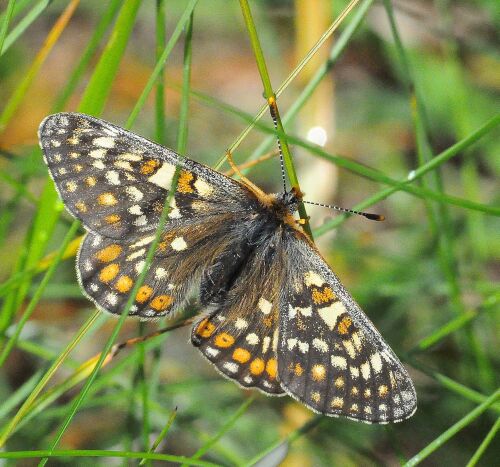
171,236 -> 187,251
105,170 -> 120,185
194,178 -> 213,196
304,271 -> 325,287
371,352 -> 383,374
258,298 -> 272,315
90,148 -> 106,159
93,136 -> 115,148
235,318 -> 248,329
148,162 -> 176,190
262,336 -> 271,354
125,186 -> 143,201
223,362 -> 239,374
246,333 -> 259,345
312,338 -> 328,352
331,355 -> 347,369
317,301 -> 346,330
128,204 -> 143,215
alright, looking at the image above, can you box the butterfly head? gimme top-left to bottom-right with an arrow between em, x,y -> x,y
275,186 -> 304,214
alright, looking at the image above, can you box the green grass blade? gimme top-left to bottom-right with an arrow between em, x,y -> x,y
466,416 -> 500,467
78,0 -> 142,115
404,389 -> 500,466
0,0 -> 16,55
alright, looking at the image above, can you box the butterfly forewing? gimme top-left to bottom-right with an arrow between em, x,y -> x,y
277,238 -> 417,423
39,113 -> 248,239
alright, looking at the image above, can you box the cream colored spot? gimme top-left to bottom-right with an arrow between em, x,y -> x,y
126,248 -> 145,261
148,163 -> 176,190
350,404 -> 359,412
262,336 -> 271,354
331,355 -> 347,369
90,148 -> 106,159
379,404 -> 387,411
352,332 -> 363,351
69,152 -> 79,159
155,267 -> 168,279
51,139 -> 61,147
335,377 -> 344,388
194,178 -> 213,196
53,154 -> 62,162
361,362 -> 371,380
128,204 -> 143,215
304,271 -> 325,287
312,338 -> 328,353
125,186 -> 143,201
235,318 -> 248,329
133,215 -> 148,226
119,152 -> 142,161
258,298 -> 272,315
351,386 -> 359,396
288,305 -> 312,318
223,362 -> 239,374
298,342 -> 309,353
105,170 -> 120,185
113,160 -> 133,171
65,181 -> 77,192
67,136 -> 79,145
171,236 -> 187,251
105,292 -> 118,305
287,338 -> 297,350
58,167 -> 67,175
364,389 -> 371,398
93,160 -> 105,170
246,333 -> 259,345
135,260 -> 146,275
343,340 -> 356,359
317,301 -> 346,330
130,235 -> 155,249
93,136 -> 115,148
370,352 -> 383,374
350,367 -> 359,378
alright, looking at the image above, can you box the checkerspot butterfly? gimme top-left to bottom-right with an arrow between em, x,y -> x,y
39,112 -> 416,423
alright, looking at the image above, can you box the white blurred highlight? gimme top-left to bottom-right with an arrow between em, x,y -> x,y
306,126 -> 328,147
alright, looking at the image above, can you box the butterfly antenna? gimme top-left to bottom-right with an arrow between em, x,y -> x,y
268,100 -> 287,193
303,200 -> 385,221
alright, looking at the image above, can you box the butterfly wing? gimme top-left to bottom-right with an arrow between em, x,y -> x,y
191,227 -> 286,395
39,112 -> 256,318
39,113 -> 249,240
277,235 -> 417,423
77,211 -> 243,318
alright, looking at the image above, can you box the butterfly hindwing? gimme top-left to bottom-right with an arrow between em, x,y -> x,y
77,212 -> 248,318
277,236 -> 417,423
191,227 -> 285,395
39,113 -> 249,239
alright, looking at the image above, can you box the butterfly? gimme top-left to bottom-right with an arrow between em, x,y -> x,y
39,112 -> 417,423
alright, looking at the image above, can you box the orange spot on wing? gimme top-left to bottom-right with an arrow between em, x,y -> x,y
150,294 -> 174,311
75,201 -> 87,212
99,263 -> 120,283
177,170 -> 194,193
95,244 -> 122,262
294,363 -> 304,376
214,332 -> 235,348
312,287 -> 336,305
195,318 -> 216,338
105,214 -> 120,224
115,275 -> 133,293
136,285 -> 153,303
266,358 -> 277,379
233,348 -> 251,363
140,159 -> 160,175
250,358 -> 265,375
337,316 -> 353,335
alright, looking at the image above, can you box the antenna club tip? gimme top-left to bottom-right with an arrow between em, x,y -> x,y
366,213 -> 385,221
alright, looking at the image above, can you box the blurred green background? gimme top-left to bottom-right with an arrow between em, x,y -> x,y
0,0 -> 498,465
